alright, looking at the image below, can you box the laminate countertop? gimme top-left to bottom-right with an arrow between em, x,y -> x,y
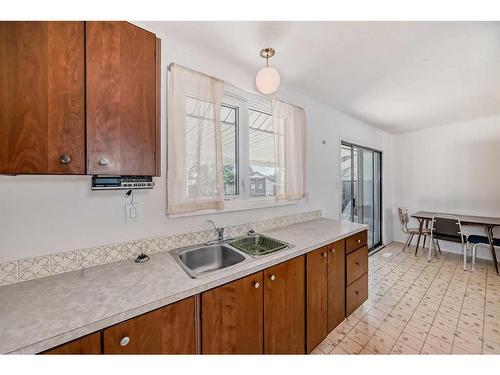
0,218 -> 367,354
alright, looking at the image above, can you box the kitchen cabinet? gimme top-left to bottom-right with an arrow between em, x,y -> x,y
327,238 -> 346,332
0,21 -> 160,176
264,256 -> 305,354
345,230 -> 368,316
86,21 -> 160,176
0,21 -> 85,174
201,272 -> 264,354
103,296 -> 195,354
42,332 -> 101,354
306,247 -> 328,353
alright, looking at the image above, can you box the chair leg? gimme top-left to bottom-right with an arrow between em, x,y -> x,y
422,234 -> 427,249
436,240 -> 441,254
472,244 -> 477,270
402,234 -> 411,252
463,243 -> 467,271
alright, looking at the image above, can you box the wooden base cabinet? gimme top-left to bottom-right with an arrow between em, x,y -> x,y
201,272 -> 264,354
345,230 -> 369,316
264,256 -> 305,354
42,332 -> 101,354
327,239 -> 346,332
103,296 -> 196,354
306,247 -> 328,353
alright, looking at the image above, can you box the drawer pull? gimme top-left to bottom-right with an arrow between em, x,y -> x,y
357,239 -> 361,244
99,158 -> 110,166
270,274 -> 276,281
321,252 -> 327,258
355,291 -> 360,295
355,261 -> 360,266
254,282 -> 260,289
120,336 -> 130,347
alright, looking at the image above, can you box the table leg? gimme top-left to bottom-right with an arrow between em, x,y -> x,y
486,225 -> 499,275
415,219 -> 424,254
422,219 -> 430,249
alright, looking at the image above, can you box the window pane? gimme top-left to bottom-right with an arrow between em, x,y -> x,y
248,108 -> 281,197
185,97 -> 238,198
221,105 -> 238,196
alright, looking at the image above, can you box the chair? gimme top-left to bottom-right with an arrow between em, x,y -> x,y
467,235 -> 500,270
398,208 -> 431,253
428,215 -> 468,268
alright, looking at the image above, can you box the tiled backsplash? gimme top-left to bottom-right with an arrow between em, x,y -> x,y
0,210 -> 321,287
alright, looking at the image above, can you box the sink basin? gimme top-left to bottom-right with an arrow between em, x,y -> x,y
171,244 -> 246,278
229,234 -> 290,256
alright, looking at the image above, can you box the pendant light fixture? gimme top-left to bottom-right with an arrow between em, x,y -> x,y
255,47 -> 280,95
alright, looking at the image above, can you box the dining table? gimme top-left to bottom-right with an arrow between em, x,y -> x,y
411,211 -> 500,275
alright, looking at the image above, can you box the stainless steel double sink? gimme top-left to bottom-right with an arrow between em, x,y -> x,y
170,234 -> 291,279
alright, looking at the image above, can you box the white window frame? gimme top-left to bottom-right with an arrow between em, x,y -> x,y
169,85 -> 297,218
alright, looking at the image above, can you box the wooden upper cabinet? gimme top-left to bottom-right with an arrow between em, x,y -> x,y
201,272 -> 264,354
0,21 -> 85,174
42,332 -> 101,354
103,297 -> 196,354
328,239 -> 346,332
306,247 -> 328,353
86,21 -> 159,176
264,256 -> 305,354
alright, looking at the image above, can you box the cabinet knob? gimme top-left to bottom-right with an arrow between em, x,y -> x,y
321,252 -> 327,258
355,261 -> 360,266
99,158 -> 110,166
254,282 -> 260,289
355,291 -> 360,295
270,274 -> 276,281
59,154 -> 71,164
357,239 -> 361,244
330,248 -> 336,254
120,336 -> 130,347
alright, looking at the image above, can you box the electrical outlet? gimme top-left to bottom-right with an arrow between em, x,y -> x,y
125,203 -> 140,223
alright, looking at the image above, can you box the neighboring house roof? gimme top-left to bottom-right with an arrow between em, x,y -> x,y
249,171 -> 275,182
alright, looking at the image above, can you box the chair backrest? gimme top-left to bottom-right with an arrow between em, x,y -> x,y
398,208 -> 410,233
431,215 -> 465,244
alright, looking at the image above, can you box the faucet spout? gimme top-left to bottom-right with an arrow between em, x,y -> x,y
207,219 -> 224,241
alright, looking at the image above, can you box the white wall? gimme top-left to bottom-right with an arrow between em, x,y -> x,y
392,114 -> 500,259
0,24 -> 393,263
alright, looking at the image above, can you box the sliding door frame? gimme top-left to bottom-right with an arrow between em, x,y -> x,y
339,139 -> 383,251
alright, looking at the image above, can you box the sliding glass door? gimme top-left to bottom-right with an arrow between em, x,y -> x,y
341,141 -> 382,251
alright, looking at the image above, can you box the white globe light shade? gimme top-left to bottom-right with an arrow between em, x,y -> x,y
255,66 -> 280,95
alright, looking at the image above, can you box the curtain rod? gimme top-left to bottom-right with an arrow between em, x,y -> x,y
167,62 -> 305,112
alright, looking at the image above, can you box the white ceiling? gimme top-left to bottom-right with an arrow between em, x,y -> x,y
145,21 -> 500,133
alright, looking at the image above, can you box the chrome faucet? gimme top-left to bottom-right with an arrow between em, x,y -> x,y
207,219 -> 224,241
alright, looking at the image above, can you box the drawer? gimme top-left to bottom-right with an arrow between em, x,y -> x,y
346,245 -> 368,285
346,273 -> 368,316
346,230 -> 367,254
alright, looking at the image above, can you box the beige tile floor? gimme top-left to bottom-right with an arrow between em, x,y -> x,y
312,241 -> 500,355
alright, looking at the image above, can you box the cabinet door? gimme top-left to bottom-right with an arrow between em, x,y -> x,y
42,332 -> 101,354
264,256 -> 305,354
0,21 -> 85,174
86,21 -> 159,176
201,272 -> 263,354
328,239 -> 346,332
103,297 -> 195,354
306,247 -> 328,353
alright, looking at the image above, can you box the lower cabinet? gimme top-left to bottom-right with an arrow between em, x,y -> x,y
264,256 -> 305,354
327,239 -> 346,332
306,247 -> 328,353
42,332 -> 101,354
201,272 -> 264,354
103,296 -> 196,354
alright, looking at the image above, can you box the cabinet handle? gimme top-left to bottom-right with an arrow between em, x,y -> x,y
330,248 -> 336,254
321,252 -> 327,258
254,282 -> 260,289
59,154 -> 71,164
99,158 -> 110,166
120,336 -> 130,347
270,274 -> 276,281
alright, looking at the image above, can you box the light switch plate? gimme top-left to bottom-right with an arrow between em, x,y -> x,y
125,203 -> 140,223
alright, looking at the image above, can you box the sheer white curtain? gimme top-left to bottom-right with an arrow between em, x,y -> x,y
272,99 -> 306,201
167,64 -> 224,214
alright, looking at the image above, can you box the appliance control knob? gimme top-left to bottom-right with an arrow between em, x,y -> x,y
59,154 -> 71,164
99,158 -> 110,166
120,336 -> 130,347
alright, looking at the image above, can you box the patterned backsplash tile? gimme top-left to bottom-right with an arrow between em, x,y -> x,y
0,210 -> 321,287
